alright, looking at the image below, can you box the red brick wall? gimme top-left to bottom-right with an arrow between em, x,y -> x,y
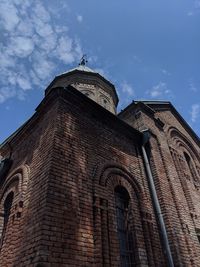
0,99 -> 59,266
120,104 -> 200,266
0,89 -> 167,266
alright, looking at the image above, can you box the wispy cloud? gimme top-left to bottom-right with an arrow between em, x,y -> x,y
161,69 -> 171,76
77,15 -> 83,23
121,82 -> 135,97
195,0 -> 200,9
147,82 -> 172,99
0,0 -> 82,103
132,55 -> 142,63
189,80 -> 198,92
190,104 -> 200,122
187,11 -> 194,16
187,0 -> 200,16
94,68 -> 107,77
117,81 -> 135,109
0,86 -> 17,103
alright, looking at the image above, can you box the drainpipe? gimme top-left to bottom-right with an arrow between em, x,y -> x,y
141,130 -> 174,267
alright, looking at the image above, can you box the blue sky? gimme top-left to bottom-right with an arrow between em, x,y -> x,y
0,0 -> 200,143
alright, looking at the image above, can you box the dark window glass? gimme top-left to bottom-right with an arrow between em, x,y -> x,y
115,186 -> 135,267
1,192 -> 14,242
184,152 -> 197,181
196,228 -> 200,244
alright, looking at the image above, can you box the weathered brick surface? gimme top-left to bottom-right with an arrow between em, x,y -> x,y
0,97 -> 59,266
2,85 -> 200,266
0,88 -> 167,266
119,102 -> 200,266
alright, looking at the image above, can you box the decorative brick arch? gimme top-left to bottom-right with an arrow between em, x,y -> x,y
93,162 -> 155,266
167,128 -> 199,214
168,126 -> 199,161
0,164 -> 30,249
0,164 -> 30,201
168,127 -> 200,183
94,162 -> 145,200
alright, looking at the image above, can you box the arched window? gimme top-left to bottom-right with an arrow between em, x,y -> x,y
0,191 -> 14,244
102,99 -> 108,107
115,186 -> 135,266
101,97 -> 109,109
81,90 -> 95,100
184,152 -> 197,182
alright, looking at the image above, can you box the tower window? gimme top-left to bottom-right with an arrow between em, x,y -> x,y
102,99 -> 107,108
115,186 -> 134,266
101,97 -> 109,109
81,90 -> 95,100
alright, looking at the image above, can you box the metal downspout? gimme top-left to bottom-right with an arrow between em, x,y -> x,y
141,130 -> 174,267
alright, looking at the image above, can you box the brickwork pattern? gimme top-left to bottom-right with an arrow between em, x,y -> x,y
120,103 -> 200,266
0,89 -> 166,266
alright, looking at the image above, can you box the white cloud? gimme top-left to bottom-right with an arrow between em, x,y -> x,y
77,15 -> 83,23
36,33 -> 58,53
0,50 -> 15,68
5,106 -> 10,110
0,1 -> 20,31
195,0 -> 200,9
161,69 -> 171,76
121,82 -> 134,96
0,0 -> 82,103
55,37 -> 74,64
187,0 -> 200,16
0,87 -> 16,103
132,55 -> 142,63
32,2 -> 51,23
17,20 -> 34,36
32,53 -> 55,80
187,11 -> 194,16
34,21 -> 53,37
148,82 -> 171,99
190,104 -> 200,122
189,81 -> 198,92
7,36 -> 35,57
17,76 -> 31,90
94,68 -> 106,77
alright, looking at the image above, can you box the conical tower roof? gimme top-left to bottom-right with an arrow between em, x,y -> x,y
45,61 -> 119,114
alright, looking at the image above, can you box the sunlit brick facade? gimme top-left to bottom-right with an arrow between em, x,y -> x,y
0,66 -> 200,266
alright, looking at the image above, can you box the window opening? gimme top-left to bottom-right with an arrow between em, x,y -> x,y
102,99 -> 108,108
115,186 -> 135,267
196,229 -> 200,244
184,152 -> 197,182
0,191 -> 14,244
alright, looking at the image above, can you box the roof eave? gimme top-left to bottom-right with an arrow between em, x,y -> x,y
45,69 -> 119,106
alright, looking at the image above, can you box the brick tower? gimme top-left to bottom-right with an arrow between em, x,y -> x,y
0,62 -> 200,266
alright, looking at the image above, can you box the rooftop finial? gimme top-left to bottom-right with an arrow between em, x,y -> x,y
79,54 -> 88,66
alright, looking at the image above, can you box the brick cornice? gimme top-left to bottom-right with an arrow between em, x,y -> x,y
1,86 -> 142,153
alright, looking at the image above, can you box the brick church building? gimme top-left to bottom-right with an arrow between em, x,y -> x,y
0,60 -> 200,266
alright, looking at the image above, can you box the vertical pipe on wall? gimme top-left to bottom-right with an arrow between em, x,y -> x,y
141,130 -> 174,267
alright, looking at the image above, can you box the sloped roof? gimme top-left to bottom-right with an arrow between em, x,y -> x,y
45,65 -> 119,105
59,65 -> 96,75
119,100 -> 200,145
55,64 -> 114,88
0,86 -> 141,150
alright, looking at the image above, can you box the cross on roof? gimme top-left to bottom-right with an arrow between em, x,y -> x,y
79,54 -> 88,66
